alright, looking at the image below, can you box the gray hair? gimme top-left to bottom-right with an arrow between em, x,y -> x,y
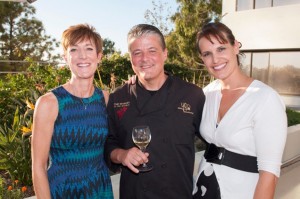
127,24 -> 166,51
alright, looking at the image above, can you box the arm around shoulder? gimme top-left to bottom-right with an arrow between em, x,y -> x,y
31,92 -> 58,199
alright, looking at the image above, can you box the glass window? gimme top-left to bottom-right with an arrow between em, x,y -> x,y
269,52 -> 300,95
252,53 -> 269,84
237,0 -> 254,11
255,0 -> 272,9
273,0 -> 300,7
240,52 -> 251,76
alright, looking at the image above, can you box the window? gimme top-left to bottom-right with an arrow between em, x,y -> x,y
255,0 -> 272,8
241,51 -> 300,95
273,0 -> 300,7
269,52 -> 300,95
237,0 -> 253,11
236,0 -> 300,11
252,53 -> 269,84
240,53 -> 251,76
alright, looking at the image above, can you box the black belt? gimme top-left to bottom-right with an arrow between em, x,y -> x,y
204,143 -> 258,173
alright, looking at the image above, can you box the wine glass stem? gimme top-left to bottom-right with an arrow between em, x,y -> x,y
140,147 -> 147,167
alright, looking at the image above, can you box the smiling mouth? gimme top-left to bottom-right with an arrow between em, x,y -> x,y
141,64 -> 154,69
78,63 -> 90,67
213,63 -> 226,70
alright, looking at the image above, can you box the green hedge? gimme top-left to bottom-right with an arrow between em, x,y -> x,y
286,108 -> 300,127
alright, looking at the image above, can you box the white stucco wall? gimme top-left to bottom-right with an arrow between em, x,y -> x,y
222,1 -> 300,50
281,95 -> 300,110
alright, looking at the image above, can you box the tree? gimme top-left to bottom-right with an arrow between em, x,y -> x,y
0,2 -> 59,71
144,0 -> 175,35
143,0 -> 221,68
167,0 -> 222,68
103,38 -> 120,57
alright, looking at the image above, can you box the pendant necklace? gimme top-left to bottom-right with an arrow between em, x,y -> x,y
80,97 -> 89,110
70,82 -> 93,110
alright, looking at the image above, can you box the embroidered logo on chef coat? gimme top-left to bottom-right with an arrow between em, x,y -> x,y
114,102 -> 130,119
178,102 -> 193,114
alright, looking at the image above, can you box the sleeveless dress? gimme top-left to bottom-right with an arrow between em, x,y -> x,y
48,86 -> 113,199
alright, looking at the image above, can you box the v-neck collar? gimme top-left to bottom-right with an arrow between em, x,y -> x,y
215,80 -> 257,127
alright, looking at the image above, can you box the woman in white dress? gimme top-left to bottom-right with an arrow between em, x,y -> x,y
193,22 -> 287,199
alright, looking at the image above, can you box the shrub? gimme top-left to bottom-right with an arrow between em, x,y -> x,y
0,62 -> 70,127
0,178 -> 28,199
0,102 -> 33,185
286,108 -> 300,127
100,53 -> 133,90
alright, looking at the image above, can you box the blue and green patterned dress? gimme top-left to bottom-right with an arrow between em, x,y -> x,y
48,86 -> 113,199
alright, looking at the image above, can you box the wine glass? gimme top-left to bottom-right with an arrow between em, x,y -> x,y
132,125 -> 153,172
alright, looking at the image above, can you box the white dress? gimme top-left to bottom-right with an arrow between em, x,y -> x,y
193,80 -> 287,199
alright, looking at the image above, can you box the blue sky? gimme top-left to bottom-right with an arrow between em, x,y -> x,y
33,0 -> 178,55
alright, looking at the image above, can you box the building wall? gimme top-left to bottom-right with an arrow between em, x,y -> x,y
222,1 -> 300,50
221,1 -> 300,108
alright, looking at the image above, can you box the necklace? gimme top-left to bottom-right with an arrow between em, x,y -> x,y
70,82 -> 93,110
79,97 -> 90,110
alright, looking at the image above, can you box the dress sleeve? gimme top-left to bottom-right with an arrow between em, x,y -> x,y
253,90 -> 287,177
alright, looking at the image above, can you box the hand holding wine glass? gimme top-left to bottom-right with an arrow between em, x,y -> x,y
132,125 -> 153,172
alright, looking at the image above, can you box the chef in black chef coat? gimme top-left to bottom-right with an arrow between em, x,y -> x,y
105,24 -> 205,199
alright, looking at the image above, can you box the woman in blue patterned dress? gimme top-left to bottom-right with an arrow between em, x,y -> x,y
31,24 -> 113,199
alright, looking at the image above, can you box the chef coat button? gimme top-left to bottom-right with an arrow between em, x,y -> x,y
165,112 -> 169,117
161,163 -> 167,168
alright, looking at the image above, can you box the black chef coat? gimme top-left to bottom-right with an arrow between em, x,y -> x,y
105,74 -> 205,199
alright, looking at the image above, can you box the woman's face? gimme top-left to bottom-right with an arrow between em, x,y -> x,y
198,35 -> 239,81
64,38 -> 102,80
